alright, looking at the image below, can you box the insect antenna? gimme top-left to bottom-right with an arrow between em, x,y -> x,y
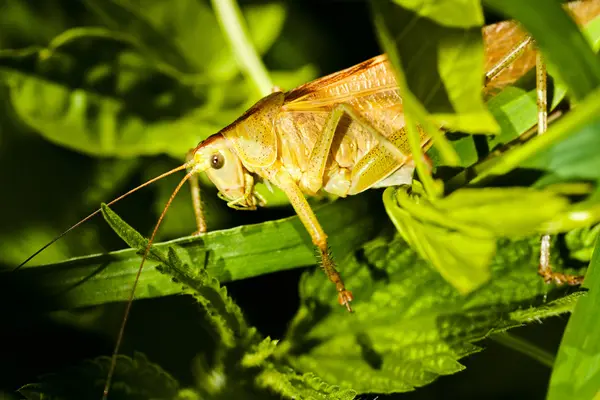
102,166 -> 199,400
13,164 -> 190,272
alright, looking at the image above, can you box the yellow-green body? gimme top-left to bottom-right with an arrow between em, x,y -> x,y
189,55 -> 431,311
199,55 -> 429,201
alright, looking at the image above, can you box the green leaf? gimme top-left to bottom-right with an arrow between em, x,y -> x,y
504,13 -> 600,184
242,337 -> 279,368
83,0 -> 196,75
159,245 -> 255,348
384,187 -> 494,294
392,0 -> 483,28
0,89 -> 141,266
435,188 -> 571,237
0,45 -> 216,158
483,0 -> 600,100
370,0 -> 499,134
283,234 -> 586,394
101,203 -> 172,264
548,232 -> 600,399
0,1 -> 303,159
0,0 -> 70,48
102,206 -> 256,350
472,86 -> 600,186
0,50 -> 313,159
5,193 -> 382,309
24,206 -> 360,399
19,353 -> 179,400
382,185 -> 572,293
255,364 -> 357,400
84,0 -> 285,79
524,119 -> 600,186
565,224 -> 600,263
270,64 -> 318,92
118,219 -> 357,399
429,83 -> 546,171
429,11 -> 600,171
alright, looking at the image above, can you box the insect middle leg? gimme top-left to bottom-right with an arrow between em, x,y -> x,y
269,102 -> 415,312
280,103 -> 422,312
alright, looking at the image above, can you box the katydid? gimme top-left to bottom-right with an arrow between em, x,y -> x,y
12,2 -> 598,398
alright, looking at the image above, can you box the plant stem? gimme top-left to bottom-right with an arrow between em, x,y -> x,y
491,332 -> 555,368
211,0 -> 273,97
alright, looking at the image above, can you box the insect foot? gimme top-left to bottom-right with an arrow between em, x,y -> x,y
337,288 -> 354,312
318,247 -> 354,312
538,269 -> 585,286
538,234 -> 584,286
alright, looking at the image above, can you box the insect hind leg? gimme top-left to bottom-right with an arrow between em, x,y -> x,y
485,34 -> 585,286
533,53 -> 584,286
538,234 -> 584,285
323,103 -> 429,195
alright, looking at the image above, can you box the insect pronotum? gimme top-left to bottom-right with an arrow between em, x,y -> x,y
13,1 -> 597,398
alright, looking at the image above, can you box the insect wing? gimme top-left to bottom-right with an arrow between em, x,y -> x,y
279,55 -> 413,163
283,54 -> 395,110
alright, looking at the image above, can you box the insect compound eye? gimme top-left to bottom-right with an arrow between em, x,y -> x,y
210,153 -> 225,169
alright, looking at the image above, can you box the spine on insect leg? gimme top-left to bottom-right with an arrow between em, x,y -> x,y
315,245 -> 353,305
259,161 -> 353,310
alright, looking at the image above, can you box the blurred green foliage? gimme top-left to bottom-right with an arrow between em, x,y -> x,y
3,0 -> 600,399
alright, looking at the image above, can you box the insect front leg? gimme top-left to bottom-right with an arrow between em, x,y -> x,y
186,150 -> 207,235
288,103 -> 425,311
267,163 -> 353,312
